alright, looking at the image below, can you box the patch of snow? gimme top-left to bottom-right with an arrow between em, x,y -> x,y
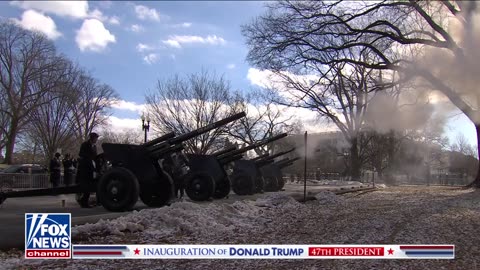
254,193 -> 302,209
314,191 -> 345,204
2,186 -> 479,270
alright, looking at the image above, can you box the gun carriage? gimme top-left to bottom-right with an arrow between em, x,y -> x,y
0,112 -> 246,212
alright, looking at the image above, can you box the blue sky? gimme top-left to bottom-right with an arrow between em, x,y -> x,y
0,1 -> 477,149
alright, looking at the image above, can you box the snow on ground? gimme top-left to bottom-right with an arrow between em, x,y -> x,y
314,191 -> 346,205
1,186 -> 480,269
286,179 -> 365,186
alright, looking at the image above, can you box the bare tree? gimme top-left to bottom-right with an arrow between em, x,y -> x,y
145,71 -> 235,154
69,71 -> 118,141
227,91 -> 299,155
0,21 -> 71,164
451,133 -> 476,157
100,129 -> 143,145
25,64 -> 79,161
242,0 -> 480,186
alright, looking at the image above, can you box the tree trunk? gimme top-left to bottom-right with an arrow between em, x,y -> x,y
3,121 -> 18,164
350,137 -> 361,181
467,124 -> 480,188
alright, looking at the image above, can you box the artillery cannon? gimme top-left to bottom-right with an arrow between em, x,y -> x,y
254,148 -> 296,191
0,112 -> 246,212
182,133 -> 287,201
260,156 -> 301,191
217,133 -> 288,196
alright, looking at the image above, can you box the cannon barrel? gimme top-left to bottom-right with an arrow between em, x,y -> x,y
217,133 -> 288,160
255,158 -> 275,167
147,141 -> 170,153
169,112 -> 246,144
275,156 -> 300,167
212,146 -> 237,157
150,143 -> 184,159
251,153 -> 269,161
218,154 -> 244,165
279,161 -> 295,168
261,148 -> 296,162
143,132 -> 176,148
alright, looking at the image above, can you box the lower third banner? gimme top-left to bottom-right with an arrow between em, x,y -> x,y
71,244 -> 454,259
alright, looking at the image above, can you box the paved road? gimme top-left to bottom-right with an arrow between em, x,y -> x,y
0,183 -> 369,250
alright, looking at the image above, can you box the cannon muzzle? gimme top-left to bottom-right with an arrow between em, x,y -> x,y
212,146 -> 237,157
251,153 -> 269,161
279,161 -> 295,168
275,156 -> 300,167
217,133 -> 288,160
143,132 -> 176,148
258,148 -> 295,162
255,158 -> 275,167
169,112 -> 246,144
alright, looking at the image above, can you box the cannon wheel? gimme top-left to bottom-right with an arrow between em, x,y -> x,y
75,192 -> 99,207
140,172 -> 175,207
264,177 -> 278,192
212,177 -> 231,199
255,176 -> 265,193
277,177 -> 285,190
231,173 -> 255,195
96,167 -> 139,212
185,172 -> 215,201
0,192 -> 6,205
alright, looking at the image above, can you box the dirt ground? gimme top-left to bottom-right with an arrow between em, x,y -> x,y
1,186 -> 479,270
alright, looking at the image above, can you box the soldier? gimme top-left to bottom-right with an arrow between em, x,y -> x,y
76,132 -> 99,208
62,153 -> 74,186
49,153 -> 62,187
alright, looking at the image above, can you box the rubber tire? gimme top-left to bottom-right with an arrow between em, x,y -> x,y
212,177 -> 231,199
140,172 -> 175,207
277,177 -> 285,190
231,173 -> 255,196
264,177 -> 278,192
185,172 -> 216,201
0,192 -> 6,205
96,167 -> 140,212
255,176 -> 265,193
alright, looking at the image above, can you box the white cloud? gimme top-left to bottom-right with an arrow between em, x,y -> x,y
76,19 -> 116,52
171,22 -> 192,28
105,116 -> 142,133
88,8 -> 105,20
87,9 -> 120,25
14,9 -> 61,40
134,4 -> 160,21
162,35 -> 226,48
108,16 -> 120,25
129,24 -> 144,33
11,1 -> 120,25
227,64 -> 236,69
143,53 -> 160,64
111,99 -> 145,112
247,68 -> 277,89
10,1 -> 89,19
136,43 -> 154,52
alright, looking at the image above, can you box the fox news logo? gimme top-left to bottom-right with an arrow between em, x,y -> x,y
25,213 -> 71,259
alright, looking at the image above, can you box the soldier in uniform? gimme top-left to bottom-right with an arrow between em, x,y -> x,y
76,132 -> 99,208
62,153 -> 74,186
49,153 -> 62,187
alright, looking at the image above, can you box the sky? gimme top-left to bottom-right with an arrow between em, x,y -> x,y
0,1 -> 477,149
